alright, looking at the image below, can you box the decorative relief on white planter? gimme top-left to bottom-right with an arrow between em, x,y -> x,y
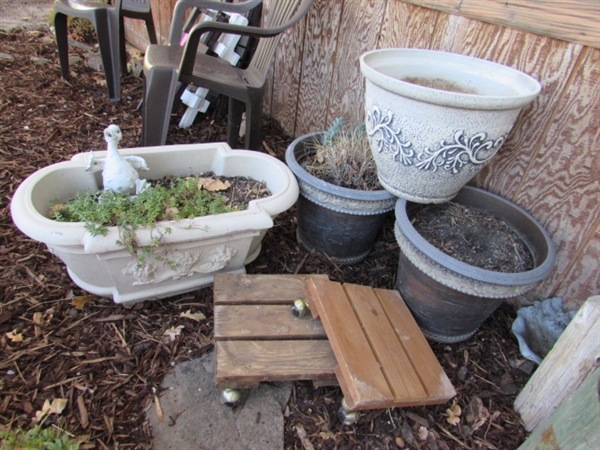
123,245 -> 237,285
366,106 -> 506,174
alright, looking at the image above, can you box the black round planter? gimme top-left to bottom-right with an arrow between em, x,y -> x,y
285,132 -> 396,265
394,186 -> 556,343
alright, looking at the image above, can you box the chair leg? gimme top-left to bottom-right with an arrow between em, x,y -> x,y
54,12 -> 70,80
94,10 -> 121,102
119,15 -> 128,75
144,15 -> 158,44
141,66 -> 180,146
227,97 -> 245,149
244,94 -> 263,151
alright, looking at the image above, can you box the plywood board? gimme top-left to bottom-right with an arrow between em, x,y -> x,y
401,0 -> 600,48
294,0 -> 344,136
326,0 -> 387,127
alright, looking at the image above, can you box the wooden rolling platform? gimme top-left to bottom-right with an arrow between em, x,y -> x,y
214,274 -> 455,412
214,274 -> 337,389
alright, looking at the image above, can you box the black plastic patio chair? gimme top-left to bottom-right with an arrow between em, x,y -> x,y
141,0 -> 314,150
54,0 -> 157,103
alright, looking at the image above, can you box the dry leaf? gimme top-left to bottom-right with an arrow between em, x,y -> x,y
35,397 -> 68,423
418,426 -> 429,441
319,431 -> 335,440
446,403 -> 462,426
163,325 -> 184,342
197,177 -> 230,191
295,424 -> 315,450
6,330 -> 23,342
164,206 -> 179,218
71,295 -> 93,309
154,393 -> 163,421
180,310 -> 206,322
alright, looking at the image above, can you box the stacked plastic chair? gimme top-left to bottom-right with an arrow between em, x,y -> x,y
53,0 -> 157,102
141,0 -> 314,150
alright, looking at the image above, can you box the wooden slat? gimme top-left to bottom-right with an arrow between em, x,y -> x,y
307,278 -> 393,409
514,296 -> 600,432
213,273 -> 327,304
344,284 -> 426,401
214,304 -> 327,340
518,367 -> 600,449
401,0 -> 600,49
375,288 -> 456,403
215,340 -> 337,389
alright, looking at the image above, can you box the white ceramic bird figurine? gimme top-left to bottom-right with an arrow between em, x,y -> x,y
92,125 -> 150,195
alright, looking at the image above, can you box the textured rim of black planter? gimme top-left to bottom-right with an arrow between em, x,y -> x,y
285,132 -> 396,265
395,185 -> 556,286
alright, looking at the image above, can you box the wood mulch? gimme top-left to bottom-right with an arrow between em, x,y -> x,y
1,28 -> 534,449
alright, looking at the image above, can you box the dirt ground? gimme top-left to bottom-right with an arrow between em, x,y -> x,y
0,27 -> 535,449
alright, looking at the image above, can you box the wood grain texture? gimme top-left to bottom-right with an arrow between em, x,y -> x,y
376,288 -> 456,401
557,223 -> 600,311
294,0 -> 344,136
428,12 -> 502,58
475,32 -> 583,200
401,0 -> 600,48
514,296 -> 600,432
215,340 -> 337,388
326,0 -> 387,127
344,284 -> 427,401
377,1 -> 438,49
214,304 -> 327,339
266,0 -> 307,135
510,46 -> 600,302
213,273 -> 327,304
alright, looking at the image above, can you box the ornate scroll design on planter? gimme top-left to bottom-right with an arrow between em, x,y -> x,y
416,131 -> 505,174
123,245 -> 237,285
366,107 -> 414,165
366,106 -> 505,173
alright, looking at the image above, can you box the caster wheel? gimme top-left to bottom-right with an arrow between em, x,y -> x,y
338,398 -> 359,425
221,389 -> 241,407
291,298 -> 310,317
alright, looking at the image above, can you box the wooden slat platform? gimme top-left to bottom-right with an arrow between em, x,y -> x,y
214,274 -> 337,389
305,278 -> 456,411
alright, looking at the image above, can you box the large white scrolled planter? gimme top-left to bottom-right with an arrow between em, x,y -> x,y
360,48 -> 541,203
11,143 -> 299,305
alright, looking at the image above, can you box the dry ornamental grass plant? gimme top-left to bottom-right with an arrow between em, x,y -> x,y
304,118 -> 380,191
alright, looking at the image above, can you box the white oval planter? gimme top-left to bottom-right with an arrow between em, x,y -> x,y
11,143 -> 299,305
360,48 -> 541,203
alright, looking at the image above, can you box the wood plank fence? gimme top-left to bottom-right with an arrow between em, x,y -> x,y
126,0 -> 599,310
